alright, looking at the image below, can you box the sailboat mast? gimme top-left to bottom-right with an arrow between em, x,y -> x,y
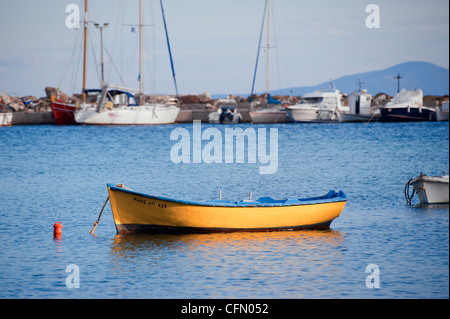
82,0 -> 88,103
249,0 -> 268,106
160,0 -> 179,99
139,0 -> 144,104
267,0 -> 271,95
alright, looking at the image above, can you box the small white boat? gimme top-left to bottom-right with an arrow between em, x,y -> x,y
436,101 -> 449,122
405,172 -> 449,205
208,99 -> 242,124
286,88 -> 349,123
338,86 -> 380,122
0,112 -> 12,126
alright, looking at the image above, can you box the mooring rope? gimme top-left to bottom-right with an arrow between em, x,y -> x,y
89,196 -> 109,234
404,178 -> 416,206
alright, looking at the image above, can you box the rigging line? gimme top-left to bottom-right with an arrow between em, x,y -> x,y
160,0 -> 179,98
119,0 -> 134,86
152,0 -> 157,96
144,30 -> 156,96
104,47 -> 126,87
142,3 -> 156,96
120,0 -> 127,83
121,2 -> 154,91
249,0 -> 268,106
270,1 -> 283,94
105,0 -> 123,85
125,31 -> 140,88
58,29 -> 82,90
142,29 -> 154,95
145,0 -> 157,96
69,32 -> 83,94
88,31 -> 101,88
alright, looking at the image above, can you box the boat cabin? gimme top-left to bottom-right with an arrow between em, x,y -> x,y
106,90 -> 138,107
299,89 -> 343,109
348,89 -> 372,116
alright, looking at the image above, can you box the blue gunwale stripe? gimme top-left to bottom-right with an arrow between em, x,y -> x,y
107,184 -> 347,208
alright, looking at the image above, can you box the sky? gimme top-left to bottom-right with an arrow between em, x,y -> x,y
0,0 -> 448,98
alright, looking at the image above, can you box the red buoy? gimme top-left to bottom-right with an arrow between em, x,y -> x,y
53,221 -> 62,238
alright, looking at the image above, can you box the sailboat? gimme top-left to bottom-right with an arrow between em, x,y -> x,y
248,0 -> 291,124
74,0 -> 180,125
75,84 -> 179,125
50,0 -> 93,125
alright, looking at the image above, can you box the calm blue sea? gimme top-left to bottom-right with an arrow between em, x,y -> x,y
0,121 -> 448,299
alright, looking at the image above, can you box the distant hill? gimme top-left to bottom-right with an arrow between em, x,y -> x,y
257,61 -> 449,97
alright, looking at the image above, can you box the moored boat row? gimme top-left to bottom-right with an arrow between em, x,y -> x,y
240,0 -> 446,125
3,86 -> 447,127
247,86 -> 446,124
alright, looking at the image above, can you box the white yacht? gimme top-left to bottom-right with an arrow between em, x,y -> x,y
286,88 -> 348,123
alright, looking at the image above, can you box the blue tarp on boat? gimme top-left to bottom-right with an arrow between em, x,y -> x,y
267,94 -> 281,104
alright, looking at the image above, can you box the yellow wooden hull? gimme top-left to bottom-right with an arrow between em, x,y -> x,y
107,184 -> 347,233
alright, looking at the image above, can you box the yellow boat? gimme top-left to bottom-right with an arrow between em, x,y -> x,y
107,183 -> 347,233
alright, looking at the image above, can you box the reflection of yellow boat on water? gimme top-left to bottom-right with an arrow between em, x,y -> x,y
107,183 -> 347,234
